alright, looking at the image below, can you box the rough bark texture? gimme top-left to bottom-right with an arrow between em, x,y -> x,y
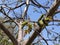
0,23 -> 18,45
17,21 -> 23,45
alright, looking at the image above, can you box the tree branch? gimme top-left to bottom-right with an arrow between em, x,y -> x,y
25,0 -> 60,45
0,6 -> 18,26
0,22 -> 18,45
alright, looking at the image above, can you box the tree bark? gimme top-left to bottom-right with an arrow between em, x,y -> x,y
0,23 -> 18,45
17,21 -> 23,45
25,0 -> 60,45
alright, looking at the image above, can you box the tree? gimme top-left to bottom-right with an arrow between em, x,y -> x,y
0,0 -> 60,45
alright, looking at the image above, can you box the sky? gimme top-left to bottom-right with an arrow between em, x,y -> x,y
26,0 -> 60,45
0,0 -> 60,45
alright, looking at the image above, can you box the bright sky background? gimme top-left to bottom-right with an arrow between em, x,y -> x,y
0,0 -> 60,45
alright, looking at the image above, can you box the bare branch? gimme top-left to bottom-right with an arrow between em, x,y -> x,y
0,6 -> 18,26
31,0 -> 49,8
25,0 -> 60,45
22,0 -> 30,19
55,10 -> 60,14
0,22 -> 18,45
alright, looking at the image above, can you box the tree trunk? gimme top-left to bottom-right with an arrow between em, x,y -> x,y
17,21 -> 23,45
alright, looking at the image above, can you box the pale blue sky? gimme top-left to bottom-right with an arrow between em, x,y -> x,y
0,0 -> 60,45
